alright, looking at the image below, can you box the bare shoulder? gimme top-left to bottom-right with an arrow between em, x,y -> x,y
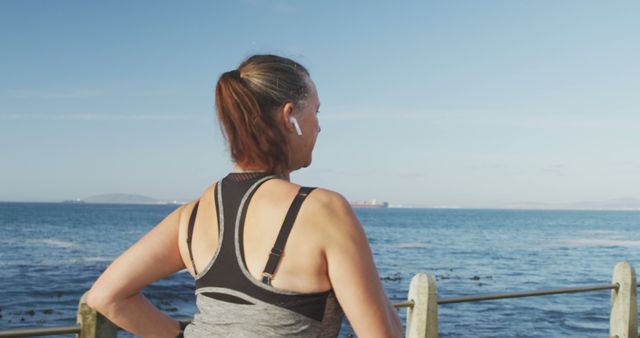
305,188 -> 351,213
303,188 -> 361,237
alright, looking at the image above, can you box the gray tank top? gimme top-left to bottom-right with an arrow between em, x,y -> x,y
184,173 -> 344,337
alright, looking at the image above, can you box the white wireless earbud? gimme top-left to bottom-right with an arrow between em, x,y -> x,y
289,116 -> 303,136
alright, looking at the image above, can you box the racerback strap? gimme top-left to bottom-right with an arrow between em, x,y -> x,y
261,186 -> 316,285
186,183 -> 219,276
186,200 -> 200,275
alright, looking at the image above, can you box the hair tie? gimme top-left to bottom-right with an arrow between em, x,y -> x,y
229,69 -> 242,79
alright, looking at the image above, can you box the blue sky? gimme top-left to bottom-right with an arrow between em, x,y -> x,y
1,0 -> 638,207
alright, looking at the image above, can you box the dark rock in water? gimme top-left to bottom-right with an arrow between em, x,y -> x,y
20,317 -> 25,322
0,314 -> 3,319
381,273 -> 402,282
26,310 -> 35,316
42,309 -> 54,315
471,276 -> 481,280
166,307 -> 178,312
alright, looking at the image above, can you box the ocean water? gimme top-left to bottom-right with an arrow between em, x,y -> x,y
1,202 -> 639,337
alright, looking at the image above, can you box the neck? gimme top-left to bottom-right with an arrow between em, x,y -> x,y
231,166 -> 264,173
232,165 -> 290,181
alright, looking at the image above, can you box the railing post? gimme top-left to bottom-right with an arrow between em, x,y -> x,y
76,292 -> 118,338
406,273 -> 438,338
609,261 -> 637,338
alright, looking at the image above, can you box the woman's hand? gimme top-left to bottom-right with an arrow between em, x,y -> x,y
86,203 -> 193,338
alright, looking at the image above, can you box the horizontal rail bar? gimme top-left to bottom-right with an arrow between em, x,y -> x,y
393,300 -> 415,308
0,325 -> 81,338
438,283 -> 619,304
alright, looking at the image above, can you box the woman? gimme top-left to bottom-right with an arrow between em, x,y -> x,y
87,54 -> 403,337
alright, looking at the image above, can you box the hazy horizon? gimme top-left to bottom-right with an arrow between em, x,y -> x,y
1,1 -> 638,206
2,192 -> 640,211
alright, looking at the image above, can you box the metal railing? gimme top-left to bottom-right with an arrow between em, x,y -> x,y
0,325 -> 81,338
0,261 -> 637,338
437,283 -> 620,304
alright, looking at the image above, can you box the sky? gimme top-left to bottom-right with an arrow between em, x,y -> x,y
1,0 -> 638,207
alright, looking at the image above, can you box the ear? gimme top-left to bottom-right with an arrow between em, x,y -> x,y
280,102 -> 296,131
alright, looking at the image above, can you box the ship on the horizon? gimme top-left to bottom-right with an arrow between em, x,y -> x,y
351,199 -> 389,209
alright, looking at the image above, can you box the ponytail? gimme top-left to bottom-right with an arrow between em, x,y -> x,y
214,55 -> 310,174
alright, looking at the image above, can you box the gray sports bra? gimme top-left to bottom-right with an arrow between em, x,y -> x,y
184,173 -> 343,337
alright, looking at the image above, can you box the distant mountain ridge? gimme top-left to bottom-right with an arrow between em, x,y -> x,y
502,197 -> 640,210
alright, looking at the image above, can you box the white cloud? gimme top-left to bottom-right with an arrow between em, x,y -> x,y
319,105 -> 640,131
7,89 -> 102,99
318,105 -> 454,121
0,113 -> 194,121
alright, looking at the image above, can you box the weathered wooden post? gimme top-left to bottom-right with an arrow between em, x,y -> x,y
406,273 -> 438,338
76,292 -> 118,338
609,261 -> 637,338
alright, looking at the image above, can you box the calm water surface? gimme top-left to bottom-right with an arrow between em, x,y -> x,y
1,202 -> 639,337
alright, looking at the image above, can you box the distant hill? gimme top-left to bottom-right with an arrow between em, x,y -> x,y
83,193 -> 160,204
503,197 -> 640,210
569,197 -> 640,210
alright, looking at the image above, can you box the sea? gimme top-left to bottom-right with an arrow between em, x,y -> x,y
1,202 -> 639,337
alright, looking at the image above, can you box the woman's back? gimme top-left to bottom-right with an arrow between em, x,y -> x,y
179,172 -> 343,336
180,173 -> 334,294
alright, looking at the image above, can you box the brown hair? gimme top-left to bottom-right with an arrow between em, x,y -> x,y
215,54 -> 310,173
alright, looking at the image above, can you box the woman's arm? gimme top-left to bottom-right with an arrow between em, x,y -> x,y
317,191 -> 403,338
86,202 -> 195,338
